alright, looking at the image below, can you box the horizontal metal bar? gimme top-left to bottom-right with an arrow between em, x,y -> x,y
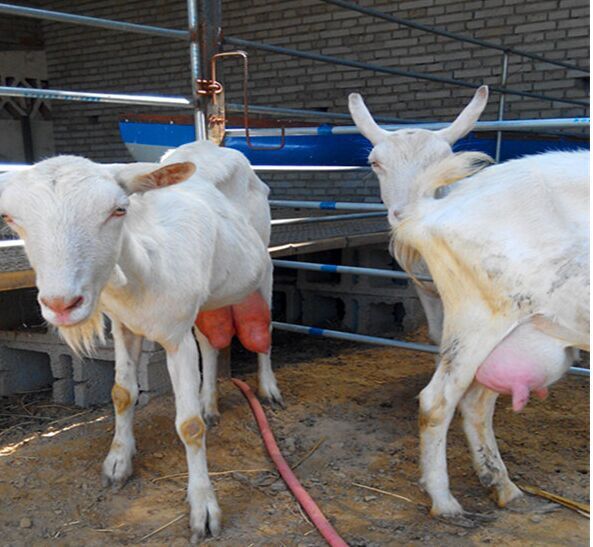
225,36 -> 589,107
3,88 -> 586,136
272,321 -> 589,377
226,117 -> 591,138
273,259 -> 432,282
0,163 -> 370,173
0,86 -> 191,108
0,3 -> 187,39
320,0 -> 589,74
270,200 -> 386,211
271,211 -> 386,226
227,102 -> 412,123
272,321 -> 439,354
254,166 -> 369,172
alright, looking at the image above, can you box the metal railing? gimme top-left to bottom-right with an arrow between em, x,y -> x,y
0,2 -> 589,381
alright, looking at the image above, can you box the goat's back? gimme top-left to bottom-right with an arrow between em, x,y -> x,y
398,150 -> 589,343
161,141 -> 271,245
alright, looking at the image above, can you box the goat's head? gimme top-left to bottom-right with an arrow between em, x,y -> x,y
0,157 -> 195,333
348,85 -> 488,225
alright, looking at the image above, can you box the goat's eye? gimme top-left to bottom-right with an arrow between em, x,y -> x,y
111,207 -> 127,218
370,161 -> 381,170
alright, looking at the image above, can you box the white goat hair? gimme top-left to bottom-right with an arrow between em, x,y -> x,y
0,144 -> 283,540
398,150 -> 588,518
160,141 -> 283,424
348,85 -> 491,345
348,86 -> 589,519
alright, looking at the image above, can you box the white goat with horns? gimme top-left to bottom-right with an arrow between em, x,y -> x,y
349,85 -> 492,345
349,86 -> 589,522
0,141 -> 284,540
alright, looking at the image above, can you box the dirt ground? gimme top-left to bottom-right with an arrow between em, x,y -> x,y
0,331 -> 589,546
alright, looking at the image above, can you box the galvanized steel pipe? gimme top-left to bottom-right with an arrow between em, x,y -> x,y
272,259 -> 431,282
225,36 -> 589,107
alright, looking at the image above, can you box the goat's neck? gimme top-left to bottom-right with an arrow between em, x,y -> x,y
104,219 -> 156,301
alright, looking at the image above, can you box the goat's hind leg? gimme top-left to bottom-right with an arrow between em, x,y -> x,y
459,382 -> 522,507
256,261 -> 284,407
195,327 -> 221,428
167,331 -> 220,540
102,320 -> 142,489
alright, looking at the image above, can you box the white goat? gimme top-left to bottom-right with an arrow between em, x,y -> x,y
348,85 -> 491,344
160,141 -> 284,426
0,146 -> 281,540
349,87 -> 589,520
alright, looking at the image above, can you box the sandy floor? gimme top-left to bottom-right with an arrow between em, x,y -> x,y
0,333 -> 589,546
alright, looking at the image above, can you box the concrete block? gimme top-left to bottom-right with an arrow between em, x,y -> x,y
138,350 -> 170,393
52,378 -> 75,404
0,346 -> 53,396
0,327 -> 172,407
74,358 -> 115,407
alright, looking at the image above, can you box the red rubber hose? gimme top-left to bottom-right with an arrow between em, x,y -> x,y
231,378 -> 349,547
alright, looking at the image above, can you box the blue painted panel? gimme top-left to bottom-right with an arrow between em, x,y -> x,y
119,121 -> 589,166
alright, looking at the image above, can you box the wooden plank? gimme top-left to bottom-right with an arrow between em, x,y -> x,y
269,231 -> 390,257
0,269 -> 36,292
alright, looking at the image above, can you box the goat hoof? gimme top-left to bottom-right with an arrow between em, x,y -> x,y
505,494 -> 560,514
261,396 -> 285,410
101,449 -> 134,490
204,412 -> 221,429
189,491 -> 222,543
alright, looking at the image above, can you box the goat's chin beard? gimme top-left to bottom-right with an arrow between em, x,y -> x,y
57,307 -> 105,357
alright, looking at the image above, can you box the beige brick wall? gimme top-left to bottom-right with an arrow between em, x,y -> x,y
3,0 -> 590,199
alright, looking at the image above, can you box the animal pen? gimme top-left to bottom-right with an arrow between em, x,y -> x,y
0,2 -> 589,545
0,0 -> 589,378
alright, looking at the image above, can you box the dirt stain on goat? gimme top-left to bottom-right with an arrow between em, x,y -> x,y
180,416 -> 205,449
111,384 -> 132,414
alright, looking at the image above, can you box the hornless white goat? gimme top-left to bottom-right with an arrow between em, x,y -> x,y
0,146 -> 282,540
349,87 -> 589,520
160,141 -> 284,426
348,85 -> 491,344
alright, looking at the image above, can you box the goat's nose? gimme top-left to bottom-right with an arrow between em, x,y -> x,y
40,295 -> 84,314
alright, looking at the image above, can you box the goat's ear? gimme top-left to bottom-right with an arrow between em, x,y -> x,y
114,162 -> 196,194
437,85 -> 489,145
348,93 -> 389,145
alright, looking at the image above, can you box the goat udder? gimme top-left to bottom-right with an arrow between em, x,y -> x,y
232,291 -> 271,354
195,307 -> 235,349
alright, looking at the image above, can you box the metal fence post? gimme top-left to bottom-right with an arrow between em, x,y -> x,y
187,0 -> 222,142
495,52 -> 509,163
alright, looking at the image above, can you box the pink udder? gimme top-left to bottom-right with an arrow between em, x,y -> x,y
195,291 -> 271,354
475,345 -> 548,412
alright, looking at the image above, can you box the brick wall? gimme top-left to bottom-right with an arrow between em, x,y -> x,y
0,10 -> 43,50
8,0 -> 591,199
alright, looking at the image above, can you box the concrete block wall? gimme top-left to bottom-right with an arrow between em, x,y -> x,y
295,244 -> 427,337
0,329 -> 170,407
4,0 -> 584,201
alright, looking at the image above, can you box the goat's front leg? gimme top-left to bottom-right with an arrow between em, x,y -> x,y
167,331 -> 221,541
419,352 -> 478,517
459,382 -> 522,508
102,320 -> 142,488
194,327 -> 221,428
